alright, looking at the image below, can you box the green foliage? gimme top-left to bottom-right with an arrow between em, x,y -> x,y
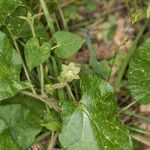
53,31 -> 84,58
25,37 -> 51,70
60,74 -> 132,150
0,104 -> 42,150
6,7 -> 49,42
98,60 -> 111,79
102,16 -> 117,41
63,5 -> 83,22
0,0 -> 148,149
0,94 -> 46,117
127,37 -> 150,104
0,0 -> 23,26
41,110 -> 61,132
0,31 -> 29,101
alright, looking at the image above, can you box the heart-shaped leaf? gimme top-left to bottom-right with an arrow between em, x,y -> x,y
53,31 -> 84,59
60,74 -> 132,150
127,37 -> 150,104
0,0 -> 24,26
0,104 -> 42,150
25,37 -> 51,70
0,31 -> 29,101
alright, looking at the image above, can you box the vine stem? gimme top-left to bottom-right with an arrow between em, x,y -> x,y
47,132 -> 58,150
21,91 -> 61,112
66,84 -> 77,104
7,27 -> 36,94
40,64 -> 45,96
27,17 -> 45,97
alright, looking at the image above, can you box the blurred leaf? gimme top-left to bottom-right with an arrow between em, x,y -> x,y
0,104 -> 42,150
127,37 -> 150,104
102,16 -> 117,41
98,60 -> 111,79
85,2 -> 97,12
0,31 -> 29,101
25,37 -> 51,70
60,74 -> 132,150
0,0 -> 24,26
63,5 -> 83,22
53,31 -> 84,59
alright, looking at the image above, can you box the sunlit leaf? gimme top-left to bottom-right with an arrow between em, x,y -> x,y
60,74 -> 132,150
53,31 -> 84,59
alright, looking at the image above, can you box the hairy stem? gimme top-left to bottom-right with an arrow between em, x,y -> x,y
40,64 -> 45,96
21,91 -> 61,112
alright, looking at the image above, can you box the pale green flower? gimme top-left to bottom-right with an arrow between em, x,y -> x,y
58,62 -> 80,83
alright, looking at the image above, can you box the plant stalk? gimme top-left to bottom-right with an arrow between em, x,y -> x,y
21,91 -> 61,112
40,0 -> 55,34
47,132 -> 58,150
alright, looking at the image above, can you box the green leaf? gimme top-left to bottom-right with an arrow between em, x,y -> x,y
0,94 -> 46,117
60,74 -> 132,150
25,37 -> 51,70
0,0 -> 24,26
127,38 -> 150,104
102,16 -> 117,41
0,104 -> 42,150
41,110 -> 61,132
0,31 -> 29,101
98,60 -> 111,80
53,31 -> 84,59
6,7 -> 49,42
